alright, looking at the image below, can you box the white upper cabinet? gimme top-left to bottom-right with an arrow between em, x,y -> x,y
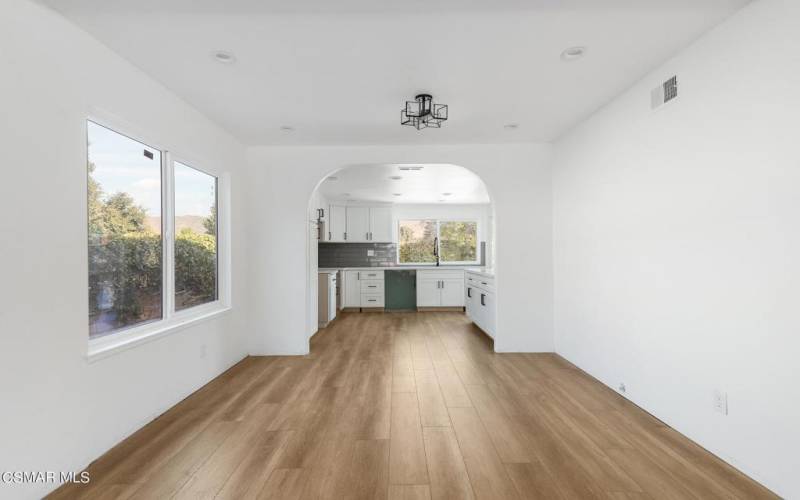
329,205 -> 347,242
325,205 -> 394,243
346,206 -> 370,242
368,207 -> 393,242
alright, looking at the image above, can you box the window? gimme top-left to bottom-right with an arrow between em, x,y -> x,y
439,221 -> 478,263
399,220 -> 437,264
87,121 -> 163,338
87,120 -> 224,343
174,162 -> 218,311
398,219 -> 479,265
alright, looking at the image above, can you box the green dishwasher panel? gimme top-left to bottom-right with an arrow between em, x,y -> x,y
385,270 -> 416,310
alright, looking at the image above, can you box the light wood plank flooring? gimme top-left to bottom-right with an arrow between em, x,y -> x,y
49,312 -> 776,499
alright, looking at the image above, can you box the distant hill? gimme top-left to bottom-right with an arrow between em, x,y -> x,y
145,215 -> 208,234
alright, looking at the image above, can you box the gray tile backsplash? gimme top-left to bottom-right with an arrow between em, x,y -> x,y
319,243 -> 397,268
318,242 -> 486,268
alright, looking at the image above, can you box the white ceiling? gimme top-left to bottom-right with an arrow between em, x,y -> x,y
318,164 -> 490,204
40,0 -> 750,146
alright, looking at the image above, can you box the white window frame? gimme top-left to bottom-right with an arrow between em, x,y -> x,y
86,116 -> 231,363
397,218 -> 481,266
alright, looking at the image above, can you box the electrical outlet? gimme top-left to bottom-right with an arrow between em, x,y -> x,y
200,344 -> 207,359
618,383 -> 626,393
713,390 -> 728,415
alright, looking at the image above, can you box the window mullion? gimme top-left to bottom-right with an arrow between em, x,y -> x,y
163,153 -> 176,319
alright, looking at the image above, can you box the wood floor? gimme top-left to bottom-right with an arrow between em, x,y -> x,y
50,312 -> 776,499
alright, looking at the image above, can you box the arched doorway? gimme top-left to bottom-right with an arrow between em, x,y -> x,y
305,163 -> 496,350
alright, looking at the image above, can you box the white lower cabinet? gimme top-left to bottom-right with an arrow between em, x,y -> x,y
465,271 -> 495,338
417,278 -> 441,307
416,270 -> 464,308
343,270 -> 361,308
342,270 -> 385,308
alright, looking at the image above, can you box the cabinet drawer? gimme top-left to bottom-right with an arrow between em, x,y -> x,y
360,280 -> 384,293
361,293 -> 385,307
358,270 -> 384,280
466,272 -> 494,292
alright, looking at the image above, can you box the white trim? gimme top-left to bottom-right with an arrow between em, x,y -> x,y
87,304 -> 231,363
163,151 -> 175,321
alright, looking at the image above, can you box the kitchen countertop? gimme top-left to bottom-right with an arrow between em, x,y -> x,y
463,267 -> 495,278
319,266 -> 494,277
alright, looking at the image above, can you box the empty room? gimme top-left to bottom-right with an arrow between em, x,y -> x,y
1,0 -> 798,498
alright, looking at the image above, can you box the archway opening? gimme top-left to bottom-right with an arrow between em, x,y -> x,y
304,163 -> 496,349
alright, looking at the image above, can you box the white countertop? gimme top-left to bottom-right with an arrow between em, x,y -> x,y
319,266 -> 493,277
463,267 -> 495,278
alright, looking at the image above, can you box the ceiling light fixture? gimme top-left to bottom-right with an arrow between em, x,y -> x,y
401,94 -> 449,130
442,193 -> 452,196
390,175 -> 403,180
212,50 -> 236,64
393,193 -> 402,197
398,166 -> 424,171
560,46 -> 586,62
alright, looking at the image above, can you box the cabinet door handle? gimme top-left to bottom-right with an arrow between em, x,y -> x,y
344,232 -> 347,241
357,272 -> 360,280
467,287 -> 472,298
481,294 -> 486,306
328,231 -> 331,240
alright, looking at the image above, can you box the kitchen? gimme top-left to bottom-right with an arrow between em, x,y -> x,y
311,163 -> 496,340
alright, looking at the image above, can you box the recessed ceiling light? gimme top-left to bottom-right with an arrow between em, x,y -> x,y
504,123 -> 519,130
438,199 -> 446,202
212,50 -> 236,64
390,175 -> 403,180
327,176 -> 338,181
560,46 -> 586,62
392,193 -> 402,197
442,192 -> 452,196
280,125 -> 295,132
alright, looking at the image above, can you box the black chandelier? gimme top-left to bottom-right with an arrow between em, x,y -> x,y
401,94 -> 448,130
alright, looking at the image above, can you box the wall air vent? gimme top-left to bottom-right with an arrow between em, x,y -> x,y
651,75 -> 678,110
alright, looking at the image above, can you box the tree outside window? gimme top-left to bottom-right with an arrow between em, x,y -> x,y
398,219 -> 478,265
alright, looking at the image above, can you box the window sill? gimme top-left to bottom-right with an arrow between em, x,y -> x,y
86,305 -> 232,363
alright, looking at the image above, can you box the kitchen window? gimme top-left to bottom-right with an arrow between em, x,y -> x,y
86,120 -> 228,358
398,219 -> 479,265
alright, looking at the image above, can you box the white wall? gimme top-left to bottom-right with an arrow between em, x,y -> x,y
0,2 -> 248,498
247,144 -> 553,355
553,0 -> 799,497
